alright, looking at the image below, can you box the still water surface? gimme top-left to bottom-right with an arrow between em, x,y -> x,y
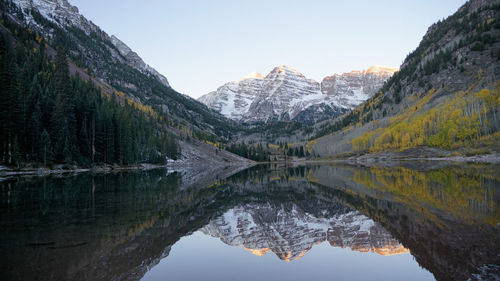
1,163 -> 499,281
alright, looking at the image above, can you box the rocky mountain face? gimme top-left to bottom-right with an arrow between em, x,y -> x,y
321,66 -> 397,108
199,65 -> 396,123
201,202 -> 407,262
14,0 -> 170,88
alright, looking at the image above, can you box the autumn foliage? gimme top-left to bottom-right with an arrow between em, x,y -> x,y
352,82 -> 500,152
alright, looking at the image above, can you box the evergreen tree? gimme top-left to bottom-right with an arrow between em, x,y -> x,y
40,129 -> 52,166
11,136 -> 21,168
50,92 -> 68,161
30,101 -> 42,159
0,33 -> 10,163
79,118 -> 91,162
299,146 -> 304,157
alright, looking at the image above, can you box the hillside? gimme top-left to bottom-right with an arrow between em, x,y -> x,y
0,0 -> 251,168
309,0 -> 500,159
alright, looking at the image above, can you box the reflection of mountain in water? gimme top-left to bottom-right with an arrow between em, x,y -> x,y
1,163 -> 499,281
202,203 -> 407,262
306,163 -> 500,281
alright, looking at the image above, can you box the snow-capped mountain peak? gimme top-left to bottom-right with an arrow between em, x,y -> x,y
14,0 -> 95,33
276,64 -> 301,75
199,65 -> 397,123
239,71 -> 264,82
365,65 -> 399,76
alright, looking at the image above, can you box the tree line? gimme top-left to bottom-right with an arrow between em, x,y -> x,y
275,142 -> 308,157
226,142 -> 270,162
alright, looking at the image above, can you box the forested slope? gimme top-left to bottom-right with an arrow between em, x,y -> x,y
310,0 -> 500,158
0,16 -> 180,166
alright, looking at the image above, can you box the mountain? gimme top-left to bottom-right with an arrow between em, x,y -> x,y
14,0 -> 171,88
0,0 -> 251,167
198,65 -> 396,124
309,0 -> 500,158
6,0 -> 238,140
201,202 -> 408,262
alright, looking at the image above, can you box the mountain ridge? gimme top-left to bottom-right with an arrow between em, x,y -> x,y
199,65 -> 397,124
15,0 -> 171,88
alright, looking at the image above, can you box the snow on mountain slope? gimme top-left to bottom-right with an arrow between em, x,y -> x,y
321,66 -> 398,108
199,65 -> 397,123
13,0 -> 170,88
247,65 -> 324,123
199,75 -> 264,120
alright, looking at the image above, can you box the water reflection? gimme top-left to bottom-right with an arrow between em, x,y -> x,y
0,163 -> 499,281
202,202 -> 408,262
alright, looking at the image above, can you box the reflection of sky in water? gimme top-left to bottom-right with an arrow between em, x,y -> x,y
2,164 -> 498,281
142,231 -> 434,281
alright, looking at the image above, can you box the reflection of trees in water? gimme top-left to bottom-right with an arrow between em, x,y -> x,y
307,163 -> 500,281
351,165 -> 500,225
0,163 -> 498,281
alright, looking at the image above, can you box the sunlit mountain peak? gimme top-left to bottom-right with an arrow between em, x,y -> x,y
239,71 -> 264,82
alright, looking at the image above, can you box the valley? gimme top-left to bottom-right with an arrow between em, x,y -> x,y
0,1 -> 499,280
1,0 -> 499,168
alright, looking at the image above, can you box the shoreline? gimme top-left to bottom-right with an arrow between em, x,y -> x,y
344,152 -> 500,164
0,160 -> 257,178
0,163 -> 173,177
1,153 -> 498,178
257,153 -> 500,165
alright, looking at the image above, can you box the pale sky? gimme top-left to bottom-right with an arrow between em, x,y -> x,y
69,0 -> 466,98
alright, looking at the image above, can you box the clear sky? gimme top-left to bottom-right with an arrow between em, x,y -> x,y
68,0 -> 466,98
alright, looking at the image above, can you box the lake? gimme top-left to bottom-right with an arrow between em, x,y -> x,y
1,162 -> 499,281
